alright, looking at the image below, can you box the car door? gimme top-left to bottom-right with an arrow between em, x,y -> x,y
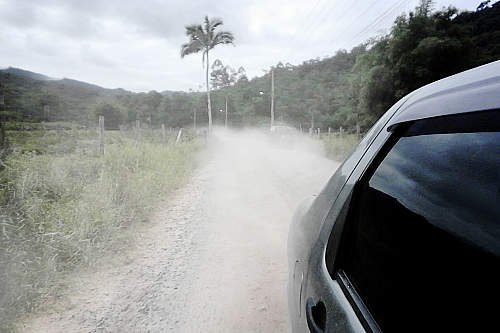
304,110 -> 500,332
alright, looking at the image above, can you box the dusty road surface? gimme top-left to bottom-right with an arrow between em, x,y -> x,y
21,129 -> 339,333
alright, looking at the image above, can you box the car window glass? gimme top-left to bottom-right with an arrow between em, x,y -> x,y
338,110 -> 500,332
318,98 -> 407,208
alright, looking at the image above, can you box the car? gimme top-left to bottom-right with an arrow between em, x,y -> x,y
288,60 -> 500,333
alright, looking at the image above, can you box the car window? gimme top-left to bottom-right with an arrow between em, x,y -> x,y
337,110 -> 500,332
317,97 -> 408,214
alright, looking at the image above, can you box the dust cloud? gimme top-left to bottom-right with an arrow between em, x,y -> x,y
21,128 -> 339,332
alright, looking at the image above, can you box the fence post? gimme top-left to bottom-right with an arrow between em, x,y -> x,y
339,126 -> 343,137
317,128 -> 321,139
176,128 -> 183,144
161,123 -> 166,143
135,119 -> 141,145
328,127 -> 331,137
98,115 -> 105,155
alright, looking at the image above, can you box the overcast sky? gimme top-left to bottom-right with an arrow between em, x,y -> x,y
0,0 -> 479,92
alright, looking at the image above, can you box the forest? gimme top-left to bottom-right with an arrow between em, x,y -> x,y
1,0 -> 499,133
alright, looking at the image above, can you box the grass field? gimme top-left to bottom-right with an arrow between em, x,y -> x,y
0,128 -> 201,331
322,133 -> 361,162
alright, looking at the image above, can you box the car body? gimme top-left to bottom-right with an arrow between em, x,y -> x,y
288,60 -> 500,333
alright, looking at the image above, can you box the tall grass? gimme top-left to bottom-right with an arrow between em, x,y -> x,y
322,133 -> 361,161
0,129 -> 200,332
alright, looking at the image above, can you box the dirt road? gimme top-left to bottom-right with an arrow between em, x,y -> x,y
21,130 -> 338,332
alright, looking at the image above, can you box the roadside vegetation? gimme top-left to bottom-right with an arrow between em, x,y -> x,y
322,134 -> 361,162
0,128 -> 201,331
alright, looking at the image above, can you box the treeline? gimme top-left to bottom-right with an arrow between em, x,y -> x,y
213,0 -> 500,131
0,73 -> 209,129
1,0 -> 499,131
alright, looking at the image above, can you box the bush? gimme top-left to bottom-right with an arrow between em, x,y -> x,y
0,130 -> 200,331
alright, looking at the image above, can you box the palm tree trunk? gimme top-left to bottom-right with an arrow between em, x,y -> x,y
205,50 -> 212,132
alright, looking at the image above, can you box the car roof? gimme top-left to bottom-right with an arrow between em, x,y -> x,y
387,60 -> 500,130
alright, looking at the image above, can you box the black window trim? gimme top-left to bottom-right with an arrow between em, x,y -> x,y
327,124 -> 405,274
326,126 -> 406,333
336,269 -> 382,333
333,129 -> 403,333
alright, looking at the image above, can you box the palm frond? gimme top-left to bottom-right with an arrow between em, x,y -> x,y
211,31 -> 235,48
207,17 -> 223,42
180,40 -> 203,58
209,18 -> 223,33
181,16 -> 234,58
203,16 -> 210,35
185,24 -> 202,36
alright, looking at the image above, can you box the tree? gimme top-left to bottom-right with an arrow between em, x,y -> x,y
211,60 -> 247,89
236,66 -> 248,83
181,16 -> 234,132
211,59 -> 234,89
94,103 -> 123,129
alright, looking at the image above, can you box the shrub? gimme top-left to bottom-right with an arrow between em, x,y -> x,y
0,130 -> 200,331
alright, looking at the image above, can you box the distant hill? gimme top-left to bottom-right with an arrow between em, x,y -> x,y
0,67 -> 136,95
0,67 -> 54,81
0,68 -> 134,124
0,67 -> 191,126
160,90 -> 182,97
57,78 -> 110,92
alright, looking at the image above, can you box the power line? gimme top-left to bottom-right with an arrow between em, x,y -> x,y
272,0 -> 414,68
325,0 -> 385,47
301,0 -> 344,42
352,0 -> 411,42
274,0 -> 331,63
309,0 -> 357,41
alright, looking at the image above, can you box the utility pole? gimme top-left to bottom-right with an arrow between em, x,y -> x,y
43,104 -> 50,121
98,116 -> 105,155
270,69 -> 275,128
135,118 -> 141,146
225,96 -> 228,129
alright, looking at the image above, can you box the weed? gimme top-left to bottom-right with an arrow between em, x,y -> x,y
0,129 -> 200,331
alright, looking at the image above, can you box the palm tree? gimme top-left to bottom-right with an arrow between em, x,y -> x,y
181,16 -> 234,132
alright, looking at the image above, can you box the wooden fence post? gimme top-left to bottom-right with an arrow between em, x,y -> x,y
98,115 -> 105,155
161,123 -> 166,143
135,119 -> 141,145
317,128 -> 321,139
175,128 -> 183,144
328,127 -> 331,137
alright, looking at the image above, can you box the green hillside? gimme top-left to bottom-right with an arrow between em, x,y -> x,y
1,1 -> 499,131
